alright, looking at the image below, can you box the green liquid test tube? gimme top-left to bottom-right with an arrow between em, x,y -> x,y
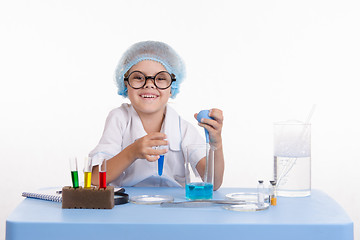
71,171 -> 79,188
70,157 -> 79,189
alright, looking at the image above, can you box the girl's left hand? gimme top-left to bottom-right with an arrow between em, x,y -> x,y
194,108 -> 224,149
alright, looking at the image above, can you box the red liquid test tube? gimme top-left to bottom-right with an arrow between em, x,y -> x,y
99,159 -> 107,189
99,172 -> 106,189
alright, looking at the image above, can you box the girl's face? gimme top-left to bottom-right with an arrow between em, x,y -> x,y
125,60 -> 172,116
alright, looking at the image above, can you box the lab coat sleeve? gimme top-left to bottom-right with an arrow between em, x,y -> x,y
89,107 -> 128,166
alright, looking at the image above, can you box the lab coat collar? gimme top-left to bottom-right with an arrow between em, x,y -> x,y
128,104 -> 181,151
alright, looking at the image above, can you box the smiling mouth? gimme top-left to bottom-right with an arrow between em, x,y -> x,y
140,94 -> 158,99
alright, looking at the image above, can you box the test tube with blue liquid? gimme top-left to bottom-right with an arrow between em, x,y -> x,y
157,144 -> 168,176
158,155 -> 164,176
69,157 -> 79,188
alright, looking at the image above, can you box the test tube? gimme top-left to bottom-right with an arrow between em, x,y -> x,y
270,180 -> 277,206
158,144 -> 168,176
257,180 -> 265,206
158,155 -> 164,176
155,143 -> 168,176
83,157 -> 92,188
99,159 -> 107,189
69,157 -> 79,188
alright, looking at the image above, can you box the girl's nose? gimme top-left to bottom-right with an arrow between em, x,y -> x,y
144,78 -> 156,89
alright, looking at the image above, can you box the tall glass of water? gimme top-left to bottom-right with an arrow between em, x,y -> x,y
274,121 -> 311,197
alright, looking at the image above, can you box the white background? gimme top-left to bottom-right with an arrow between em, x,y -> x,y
1,0 -> 359,239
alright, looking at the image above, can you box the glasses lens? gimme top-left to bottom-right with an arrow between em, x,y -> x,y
155,72 -> 172,89
128,72 -> 145,88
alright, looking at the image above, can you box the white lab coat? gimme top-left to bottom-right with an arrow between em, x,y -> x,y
89,103 -> 205,187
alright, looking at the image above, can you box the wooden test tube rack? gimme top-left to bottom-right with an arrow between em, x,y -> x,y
62,186 -> 114,209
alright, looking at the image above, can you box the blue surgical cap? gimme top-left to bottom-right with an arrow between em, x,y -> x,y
114,41 -> 186,98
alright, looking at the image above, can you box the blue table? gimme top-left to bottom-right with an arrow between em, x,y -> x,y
6,188 -> 353,240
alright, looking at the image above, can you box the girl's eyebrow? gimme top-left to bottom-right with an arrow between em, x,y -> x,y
128,70 -> 167,77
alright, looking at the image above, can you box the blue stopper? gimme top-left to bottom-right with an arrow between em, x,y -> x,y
196,110 -> 214,143
158,155 -> 164,176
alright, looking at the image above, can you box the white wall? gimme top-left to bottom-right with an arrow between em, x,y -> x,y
1,0 -> 359,239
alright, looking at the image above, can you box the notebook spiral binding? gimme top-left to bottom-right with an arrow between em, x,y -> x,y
22,192 -> 63,202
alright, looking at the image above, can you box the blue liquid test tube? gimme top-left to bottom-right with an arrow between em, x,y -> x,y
158,155 -> 164,176
156,144 -> 168,176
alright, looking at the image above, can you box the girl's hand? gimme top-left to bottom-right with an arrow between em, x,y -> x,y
131,132 -> 168,162
194,108 -> 224,149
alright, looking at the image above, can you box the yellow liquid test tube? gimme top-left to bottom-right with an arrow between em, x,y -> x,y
83,157 -> 93,188
84,172 -> 92,188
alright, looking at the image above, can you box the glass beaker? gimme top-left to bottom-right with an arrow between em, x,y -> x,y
185,144 -> 214,200
274,121 -> 311,197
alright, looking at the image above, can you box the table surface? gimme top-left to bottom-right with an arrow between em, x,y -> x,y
6,187 -> 353,240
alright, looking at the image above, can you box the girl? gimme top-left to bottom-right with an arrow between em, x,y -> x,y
90,41 -> 224,190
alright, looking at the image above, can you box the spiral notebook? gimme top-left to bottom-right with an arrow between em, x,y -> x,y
22,189 -> 63,202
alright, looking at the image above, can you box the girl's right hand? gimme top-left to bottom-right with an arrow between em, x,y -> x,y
131,132 -> 168,162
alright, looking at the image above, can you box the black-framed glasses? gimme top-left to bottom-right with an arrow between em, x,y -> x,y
124,71 -> 176,90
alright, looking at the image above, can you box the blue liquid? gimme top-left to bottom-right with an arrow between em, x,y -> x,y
158,155 -> 164,176
185,182 -> 213,200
